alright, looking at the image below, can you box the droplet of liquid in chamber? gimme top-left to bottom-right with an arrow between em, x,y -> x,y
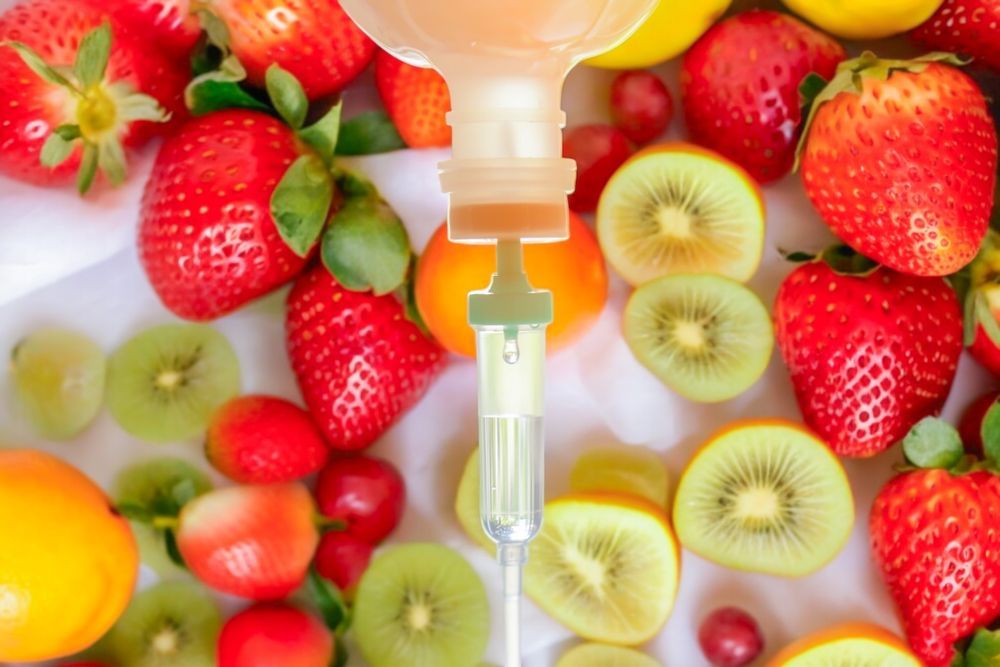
503,336 -> 520,364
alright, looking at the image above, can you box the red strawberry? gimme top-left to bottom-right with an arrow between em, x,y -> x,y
681,10 -> 845,184
217,603 -> 334,667
375,50 -> 451,148
912,0 -> 1000,72
958,389 -> 1000,457
774,250 -> 963,457
207,395 -> 330,484
139,107 -> 335,320
213,0 -> 375,101
0,0 -> 186,190
800,54 -> 998,276
105,0 -> 201,59
177,483 -> 319,600
871,426 -> 1000,666
286,265 -> 446,451
315,455 -> 405,544
314,531 -> 373,593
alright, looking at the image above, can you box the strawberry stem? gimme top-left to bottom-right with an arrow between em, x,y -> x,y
152,515 -> 180,530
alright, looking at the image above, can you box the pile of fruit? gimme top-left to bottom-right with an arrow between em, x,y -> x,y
0,0 -> 998,665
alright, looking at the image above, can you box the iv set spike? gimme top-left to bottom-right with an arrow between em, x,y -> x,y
338,2 -> 659,665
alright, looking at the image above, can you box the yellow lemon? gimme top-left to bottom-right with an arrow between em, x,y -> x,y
588,0 -> 732,69
780,0 -> 945,39
0,450 -> 138,662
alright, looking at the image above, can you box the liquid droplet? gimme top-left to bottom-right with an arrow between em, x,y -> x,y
502,337 -> 520,365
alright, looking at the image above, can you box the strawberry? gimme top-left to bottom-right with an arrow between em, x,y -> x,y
870,420 -> 1000,666
774,248 -> 962,457
176,483 -> 320,600
799,53 -> 998,276
912,0 -> 1000,72
139,68 -> 343,321
218,603 -> 335,667
206,395 -> 330,484
374,50 -> 451,148
212,0 -> 375,101
286,264 -> 446,451
105,0 -> 201,59
681,10 -> 845,184
0,0 -> 186,191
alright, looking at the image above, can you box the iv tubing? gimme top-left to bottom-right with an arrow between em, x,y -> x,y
499,542 -> 527,667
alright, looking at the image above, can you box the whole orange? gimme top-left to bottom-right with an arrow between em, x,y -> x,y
416,212 -> 608,357
0,450 -> 138,662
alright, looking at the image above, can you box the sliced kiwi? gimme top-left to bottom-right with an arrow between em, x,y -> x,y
353,543 -> 490,667
569,446 -> 669,508
113,458 -> 213,576
673,421 -> 854,578
454,447 -> 495,552
105,581 -> 221,667
106,324 -> 240,442
597,145 -> 765,286
524,495 -> 679,644
624,274 -> 773,403
10,327 -> 106,440
556,643 -> 663,667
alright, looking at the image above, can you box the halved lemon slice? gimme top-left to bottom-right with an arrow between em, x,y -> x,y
524,494 -> 680,644
556,643 -> 663,667
569,446 -> 669,508
768,623 -> 921,667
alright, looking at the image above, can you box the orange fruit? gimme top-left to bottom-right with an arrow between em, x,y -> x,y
768,623 -> 920,666
415,212 -> 608,357
0,449 -> 138,662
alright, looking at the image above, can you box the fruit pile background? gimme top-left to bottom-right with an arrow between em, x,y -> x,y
0,0 -> 998,665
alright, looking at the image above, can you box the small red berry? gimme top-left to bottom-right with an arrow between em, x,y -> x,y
564,124 -> 633,213
610,70 -> 674,145
315,456 -> 406,545
698,607 -> 764,667
218,603 -> 334,667
314,531 -> 374,593
207,395 -> 330,484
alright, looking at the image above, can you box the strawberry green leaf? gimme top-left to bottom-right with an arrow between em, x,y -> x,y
97,137 -> 127,187
187,79 -> 270,116
309,568 -> 351,634
399,256 -> 429,332
982,400 -> 1000,464
163,528 -> 187,569
820,245 -> 879,275
333,637 -> 349,667
298,102 -> 343,166
266,64 -> 309,130
116,502 -> 154,523
2,40 -> 77,90
975,292 -> 1000,347
74,22 -> 112,88
335,111 -> 406,156
40,133 -> 75,168
77,143 -> 99,194
271,154 -> 334,257
904,417 -> 965,469
798,72 -> 828,110
322,194 -> 412,295
197,9 -> 232,53
964,627 -> 1000,667
53,124 -> 82,142
779,249 -> 817,263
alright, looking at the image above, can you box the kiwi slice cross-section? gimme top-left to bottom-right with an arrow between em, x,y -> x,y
353,542 -> 490,667
598,144 -> 765,286
106,324 -> 240,443
673,421 -> 854,578
104,580 -> 221,667
624,274 -> 773,403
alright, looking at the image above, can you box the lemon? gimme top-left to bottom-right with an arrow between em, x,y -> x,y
780,0 -> 945,39
454,447 -> 495,552
0,450 -> 138,662
588,0 -> 732,69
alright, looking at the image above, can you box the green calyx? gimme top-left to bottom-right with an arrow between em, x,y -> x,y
952,627 -> 1000,667
795,51 -> 967,170
781,245 -> 879,276
903,417 -> 966,470
960,231 -> 1000,347
979,400 -> 1000,464
2,22 -> 169,193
